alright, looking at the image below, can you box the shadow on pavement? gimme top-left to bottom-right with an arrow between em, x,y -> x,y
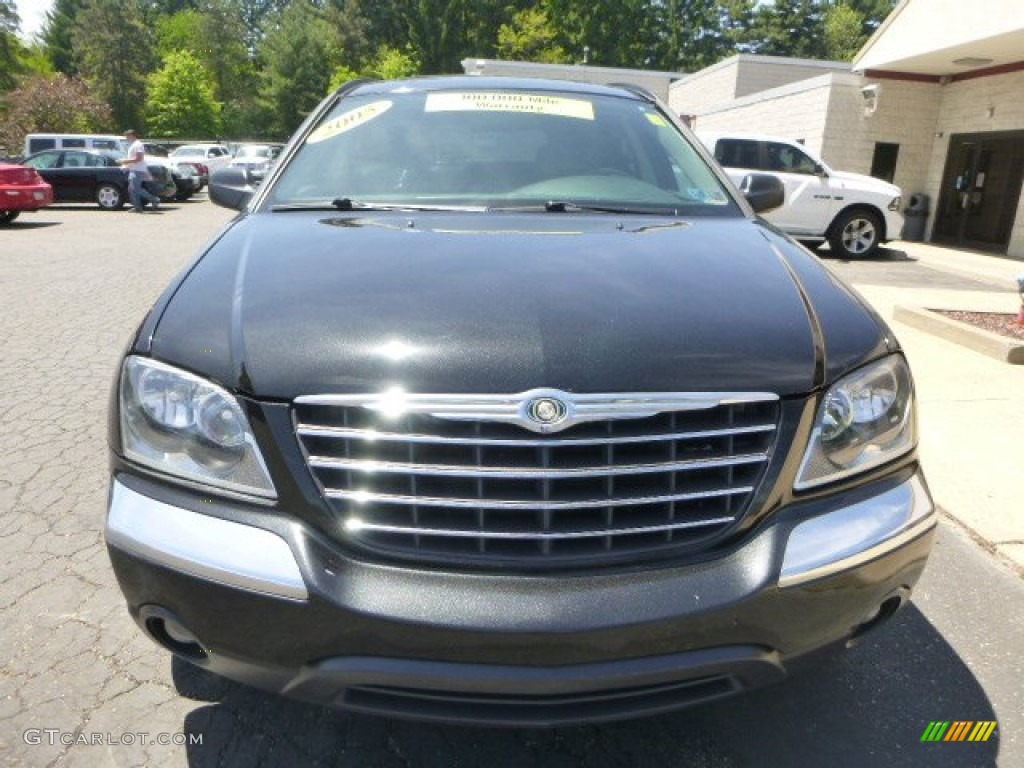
815,243 -> 917,264
176,604 -> 998,767
1,220 -> 62,229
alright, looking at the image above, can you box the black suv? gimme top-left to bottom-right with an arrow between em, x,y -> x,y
106,77 -> 936,726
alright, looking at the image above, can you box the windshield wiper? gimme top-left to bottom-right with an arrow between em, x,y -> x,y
271,198 -> 486,212
491,201 -> 681,215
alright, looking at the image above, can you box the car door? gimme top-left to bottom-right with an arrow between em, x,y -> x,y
58,151 -> 106,202
23,151 -> 68,200
759,141 -> 835,236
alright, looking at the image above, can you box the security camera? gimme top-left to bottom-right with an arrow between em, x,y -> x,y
860,83 -> 880,115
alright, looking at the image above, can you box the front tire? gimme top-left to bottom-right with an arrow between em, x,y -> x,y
0,210 -> 19,225
828,208 -> 882,259
96,183 -> 125,210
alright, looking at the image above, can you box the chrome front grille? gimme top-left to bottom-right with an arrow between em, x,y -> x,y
293,391 -> 779,567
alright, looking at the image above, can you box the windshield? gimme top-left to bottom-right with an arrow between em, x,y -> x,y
267,88 -> 736,214
172,147 -> 204,157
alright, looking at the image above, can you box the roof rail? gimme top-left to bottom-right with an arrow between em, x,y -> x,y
605,82 -> 658,103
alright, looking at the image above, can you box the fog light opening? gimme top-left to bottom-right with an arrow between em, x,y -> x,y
141,608 -> 208,661
848,592 -> 906,646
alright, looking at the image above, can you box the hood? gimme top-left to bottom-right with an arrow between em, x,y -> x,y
149,212 -> 882,399
828,169 -> 901,197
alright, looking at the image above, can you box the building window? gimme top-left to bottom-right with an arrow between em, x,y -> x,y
870,142 -> 900,183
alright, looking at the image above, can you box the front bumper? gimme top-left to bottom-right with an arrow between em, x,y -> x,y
106,469 -> 935,726
883,208 -> 904,242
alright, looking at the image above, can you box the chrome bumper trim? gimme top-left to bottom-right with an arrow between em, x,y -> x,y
106,480 -> 307,600
779,474 -> 935,588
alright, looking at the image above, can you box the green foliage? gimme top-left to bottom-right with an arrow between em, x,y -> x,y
155,9 -> 204,59
146,49 -> 222,137
328,44 -> 420,91
824,2 -> 867,61
328,64 -> 362,93
18,0 -> 903,138
259,1 -> 340,137
497,7 -> 566,64
650,0 -> 734,71
366,45 -> 420,79
0,74 -> 112,154
747,0 -> 827,59
541,0 -> 655,68
42,0 -> 86,75
72,0 -> 156,129
0,0 -> 20,91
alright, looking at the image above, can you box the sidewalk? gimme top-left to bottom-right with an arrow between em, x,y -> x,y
844,240 -> 1024,574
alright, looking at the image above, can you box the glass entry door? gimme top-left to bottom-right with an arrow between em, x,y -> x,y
934,131 -> 1024,252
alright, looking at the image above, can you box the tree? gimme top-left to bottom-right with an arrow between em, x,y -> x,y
745,0 -> 827,59
367,45 -> 420,79
648,0 -> 734,71
1,0 -> 20,91
540,0 -> 655,68
497,7 -> 567,64
259,1 -> 339,136
146,50 -> 222,137
823,2 -> 866,61
72,0 -> 156,129
41,0 -> 86,75
328,44 -> 419,90
156,3 -> 252,102
0,74 -> 111,154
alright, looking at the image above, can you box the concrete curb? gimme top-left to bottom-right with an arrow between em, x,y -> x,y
894,305 -> 1024,364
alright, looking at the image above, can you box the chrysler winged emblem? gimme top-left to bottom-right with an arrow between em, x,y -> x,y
527,397 -> 567,427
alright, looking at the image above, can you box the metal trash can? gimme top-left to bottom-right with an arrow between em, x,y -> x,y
902,193 -> 929,242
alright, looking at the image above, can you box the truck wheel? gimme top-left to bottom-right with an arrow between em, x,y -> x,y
828,208 -> 882,259
0,210 -> 19,225
96,183 -> 125,210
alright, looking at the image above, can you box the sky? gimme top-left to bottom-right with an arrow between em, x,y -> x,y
14,0 -> 52,41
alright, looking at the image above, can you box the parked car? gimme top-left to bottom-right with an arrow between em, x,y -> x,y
229,143 -> 284,181
698,132 -> 903,258
169,144 -> 233,183
106,77 -> 935,727
22,132 -> 127,157
144,151 -> 201,201
21,149 -> 175,209
0,162 -> 53,225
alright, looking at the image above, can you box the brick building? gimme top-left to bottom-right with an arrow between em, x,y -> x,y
669,0 -> 1024,258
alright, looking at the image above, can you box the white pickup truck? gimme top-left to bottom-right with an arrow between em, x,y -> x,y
699,132 -> 903,258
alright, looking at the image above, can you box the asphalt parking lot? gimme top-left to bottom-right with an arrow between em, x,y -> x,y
2,202 -> 1022,767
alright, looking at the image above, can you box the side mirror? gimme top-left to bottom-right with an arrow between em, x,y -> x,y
814,163 -> 829,178
209,167 -> 255,211
740,173 -> 785,214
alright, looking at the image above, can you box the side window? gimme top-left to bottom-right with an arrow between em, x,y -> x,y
25,151 -> 61,169
92,140 -> 117,150
714,139 -> 760,170
28,138 -> 57,154
63,138 -> 86,148
765,142 -> 819,174
61,151 -> 93,168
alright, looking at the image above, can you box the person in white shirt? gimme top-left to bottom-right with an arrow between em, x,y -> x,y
118,129 -> 161,212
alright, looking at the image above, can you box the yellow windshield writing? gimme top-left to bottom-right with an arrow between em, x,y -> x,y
307,100 -> 393,144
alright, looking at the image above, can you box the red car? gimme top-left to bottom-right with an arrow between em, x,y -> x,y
0,162 -> 53,225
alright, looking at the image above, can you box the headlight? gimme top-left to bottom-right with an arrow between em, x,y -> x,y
119,356 -> 276,498
795,355 -> 916,490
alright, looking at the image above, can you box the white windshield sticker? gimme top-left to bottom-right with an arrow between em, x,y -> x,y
424,92 -> 594,120
307,100 -> 393,144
